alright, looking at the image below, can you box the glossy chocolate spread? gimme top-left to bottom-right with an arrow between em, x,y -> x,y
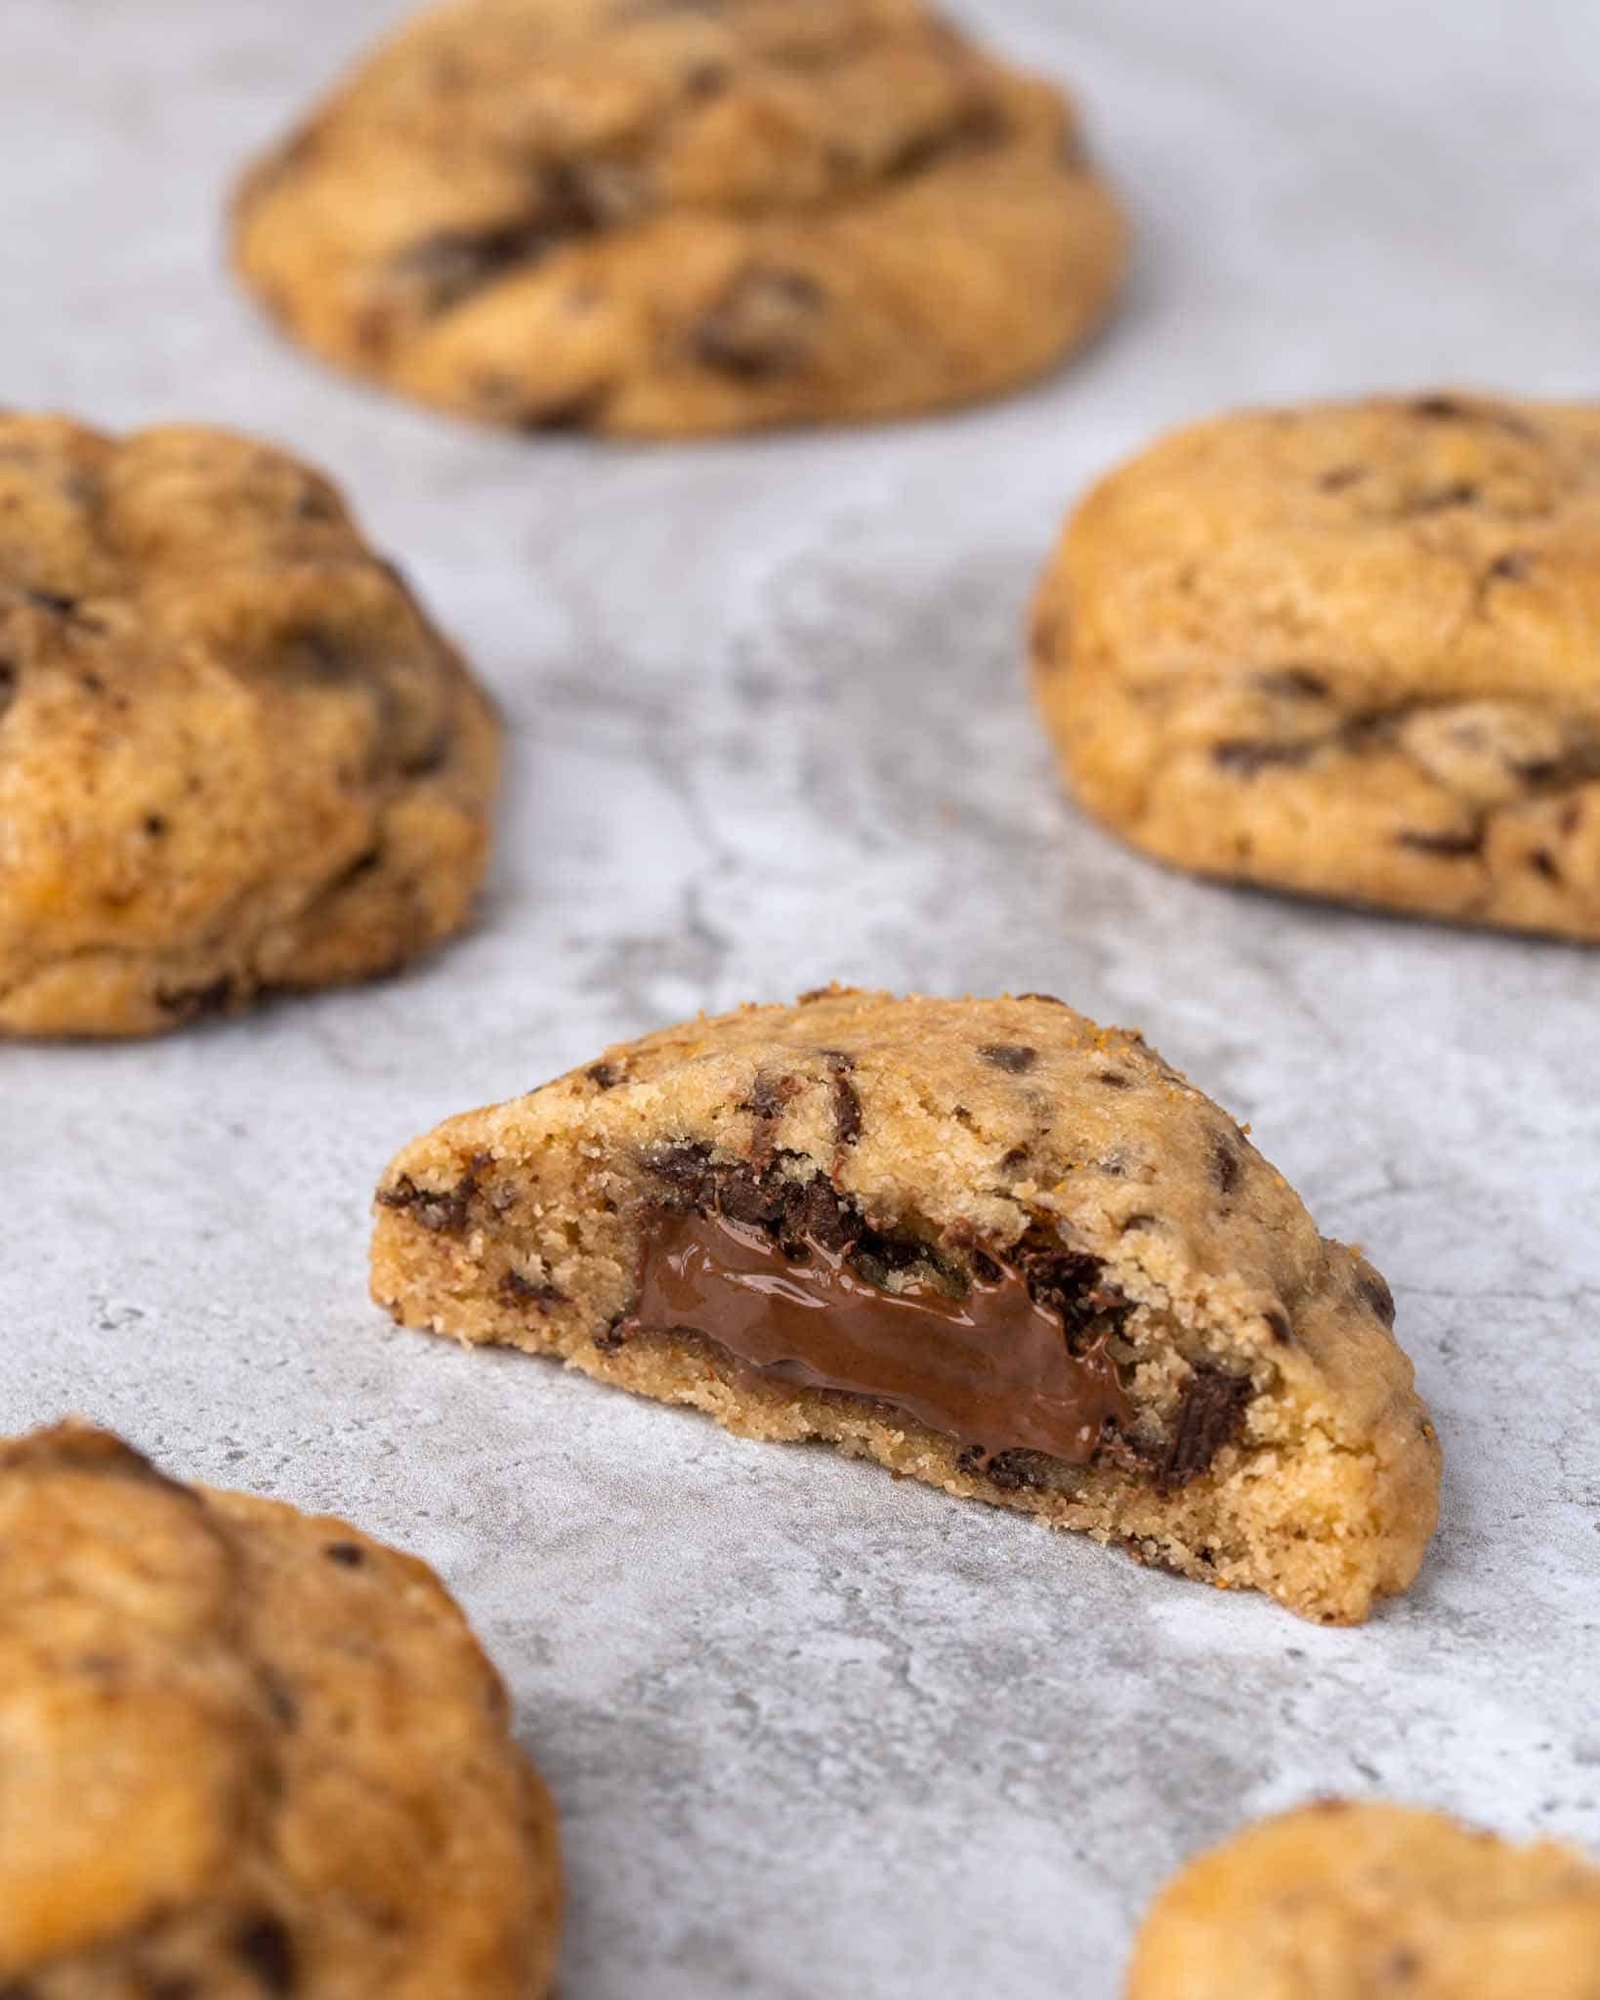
620,1207 -> 1134,1464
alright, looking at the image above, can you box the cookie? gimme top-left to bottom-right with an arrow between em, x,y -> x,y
0,1421 -> 560,1998
1128,1801 -> 1600,1998
0,415 -> 498,1036
370,988 -> 1440,1624
1032,394 -> 1600,940
231,0 -> 1127,436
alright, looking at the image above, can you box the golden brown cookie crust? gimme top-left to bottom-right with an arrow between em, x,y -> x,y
231,0 -> 1127,435
1032,393 -> 1600,941
370,988 -> 1440,1624
0,1421 -> 560,1999
0,415 -> 499,1037
1127,1801 -> 1600,1999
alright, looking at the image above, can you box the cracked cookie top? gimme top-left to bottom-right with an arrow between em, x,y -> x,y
1032,394 -> 1600,939
0,1422 -> 560,1998
231,0 -> 1126,434
0,414 -> 499,1036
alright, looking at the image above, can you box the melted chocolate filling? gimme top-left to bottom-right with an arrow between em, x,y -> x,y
619,1206 -> 1135,1467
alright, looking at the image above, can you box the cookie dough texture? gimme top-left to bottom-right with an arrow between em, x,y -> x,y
0,1422 -> 561,1998
371,989 -> 1440,1624
1128,1801 -> 1600,1999
0,415 -> 498,1036
231,0 -> 1127,436
1032,394 -> 1600,940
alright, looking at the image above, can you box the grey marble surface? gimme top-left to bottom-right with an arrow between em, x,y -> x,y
4,1 -> 1600,1992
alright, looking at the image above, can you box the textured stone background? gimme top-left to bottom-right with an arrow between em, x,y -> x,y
4,2 -> 1599,1992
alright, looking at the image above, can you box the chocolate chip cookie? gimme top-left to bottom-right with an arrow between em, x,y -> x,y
0,415 -> 499,1036
1128,1801 -> 1600,1998
231,0 -> 1127,436
1032,394 -> 1600,940
0,1421 -> 560,1997
370,988 -> 1439,1624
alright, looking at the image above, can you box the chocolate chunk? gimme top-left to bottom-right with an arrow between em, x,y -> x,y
1212,738 -> 1316,775
21,586 -> 79,616
691,269 -> 824,380
957,1444 -> 1043,1492
824,1051 -> 863,1148
997,1145 -> 1031,1173
1255,666 -> 1331,699
1409,481 -> 1480,513
375,1154 -> 488,1234
1262,1308 -> 1293,1345
977,1043 -> 1037,1074
0,659 -> 15,721
1530,847 -> 1562,883
1095,1069 -> 1132,1089
155,974 -> 237,1021
1012,1240 -> 1128,1349
234,1913 -> 297,1994
323,1541 -> 365,1567
884,105 -> 1005,179
1356,1266 -> 1396,1328
1158,1366 -> 1252,1492
1395,826 -> 1484,858
500,1271 -> 567,1311
744,1072 -> 800,1126
1210,1133 -> 1243,1194
142,813 -> 169,838
586,1060 -> 623,1090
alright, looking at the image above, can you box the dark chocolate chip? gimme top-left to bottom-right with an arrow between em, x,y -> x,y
1210,1133 -> 1243,1194
997,1145 -> 1031,1173
375,1156 -> 488,1234
142,813 -> 169,838
22,586 -> 79,616
323,1541 -> 365,1567
155,973 -> 237,1021
1409,394 -> 1471,421
977,1043 -> 1038,1075
1158,1366 -> 1252,1492
1255,666 -> 1331,699
824,1051 -> 863,1148
234,1913 -> 297,1994
1409,481 -> 1480,513
586,1061 -> 623,1090
0,659 -> 15,721
1356,1266 -> 1397,1328
1095,1069 -> 1132,1089
1212,738 -> 1317,775
691,268 -> 824,380
957,1444 -> 1043,1493
501,1271 -> 567,1311
1016,992 -> 1067,1007
884,105 -> 1005,180
1395,826 -> 1485,858
1262,1308 -> 1293,1345
1487,550 -> 1533,583
1530,847 -> 1562,883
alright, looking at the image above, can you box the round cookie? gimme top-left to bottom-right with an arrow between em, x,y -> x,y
1128,1800 -> 1600,1998
1032,394 -> 1600,940
0,414 -> 499,1036
371,987 -> 1440,1625
231,0 -> 1127,436
0,1421 -> 561,1997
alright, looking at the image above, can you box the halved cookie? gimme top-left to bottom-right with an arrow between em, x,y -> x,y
1128,1801 -> 1600,1998
0,1421 -> 560,1997
0,415 -> 498,1036
1032,394 -> 1600,939
231,0 -> 1127,435
371,989 -> 1440,1623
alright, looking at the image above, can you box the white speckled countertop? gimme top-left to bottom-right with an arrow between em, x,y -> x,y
4,2 -> 1599,1992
